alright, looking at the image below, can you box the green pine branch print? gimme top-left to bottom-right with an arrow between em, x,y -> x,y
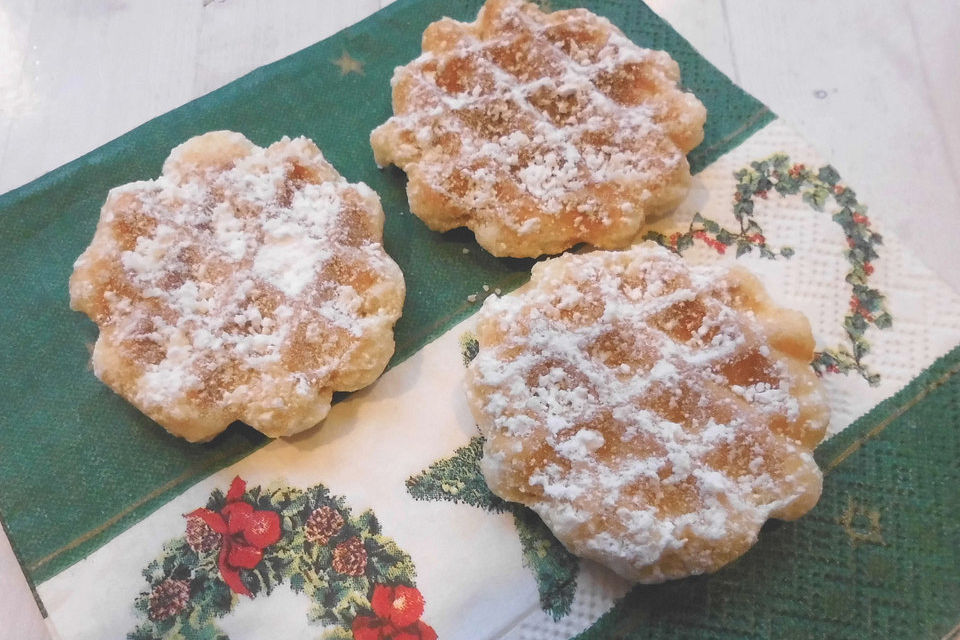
406,437 -> 580,621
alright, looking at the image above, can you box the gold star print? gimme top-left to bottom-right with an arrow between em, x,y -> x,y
839,496 -> 884,546
333,51 -> 365,76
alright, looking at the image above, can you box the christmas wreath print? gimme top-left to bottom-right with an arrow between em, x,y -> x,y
129,477 -> 436,640
645,152 -> 892,385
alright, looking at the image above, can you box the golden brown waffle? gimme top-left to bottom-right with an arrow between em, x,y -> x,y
70,131 -> 405,442
371,0 -> 706,258
465,244 -> 829,582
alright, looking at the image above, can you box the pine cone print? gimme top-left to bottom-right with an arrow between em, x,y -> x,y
147,578 -> 190,621
304,505 -> 344,545
332,536 -> 367,576
185,514 -> 222,552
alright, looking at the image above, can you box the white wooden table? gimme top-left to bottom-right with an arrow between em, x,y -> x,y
1,1 -> 957,638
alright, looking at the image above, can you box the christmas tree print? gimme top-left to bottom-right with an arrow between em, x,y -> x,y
406,437 -> 579,621
407,334 -> 579,621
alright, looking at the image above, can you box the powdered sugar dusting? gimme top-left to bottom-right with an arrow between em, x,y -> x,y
371,0 -> 706,257
70,132 -> 405,440
467,243 -> 829,582
252,237 -> 328,297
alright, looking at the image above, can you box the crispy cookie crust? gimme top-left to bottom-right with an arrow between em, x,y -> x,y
70,131 -> 405,441
466,244 -> 829,582
371,0 -> 706,258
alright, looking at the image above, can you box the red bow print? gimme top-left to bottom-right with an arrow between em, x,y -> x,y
352,584 -> 437,640
187,476 -> 281,597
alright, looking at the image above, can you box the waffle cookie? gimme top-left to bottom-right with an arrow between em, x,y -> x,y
70,131 -> 405,442
465,244 -> 829,582
371,0 -> 706,258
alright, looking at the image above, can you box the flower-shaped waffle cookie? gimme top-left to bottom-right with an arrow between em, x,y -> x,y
465,244 -> 829,582
70,131 -> 405,442
371,0 -> 706,258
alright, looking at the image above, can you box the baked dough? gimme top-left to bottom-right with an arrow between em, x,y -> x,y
70,131 -> 405,441
371,0 -> 706,258
465,244 -> 829,581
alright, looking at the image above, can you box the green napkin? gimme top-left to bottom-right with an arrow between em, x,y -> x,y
0,0 -> 768,585
3,0 -> 957,638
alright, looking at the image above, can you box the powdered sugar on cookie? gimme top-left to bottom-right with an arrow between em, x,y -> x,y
371,0 -> 706,257
70,131 -> 405,441
465,244 -> 829,582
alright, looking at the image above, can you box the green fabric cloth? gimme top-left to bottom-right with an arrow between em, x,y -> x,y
0,0 -> 770,586
578,343 -> 960,640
